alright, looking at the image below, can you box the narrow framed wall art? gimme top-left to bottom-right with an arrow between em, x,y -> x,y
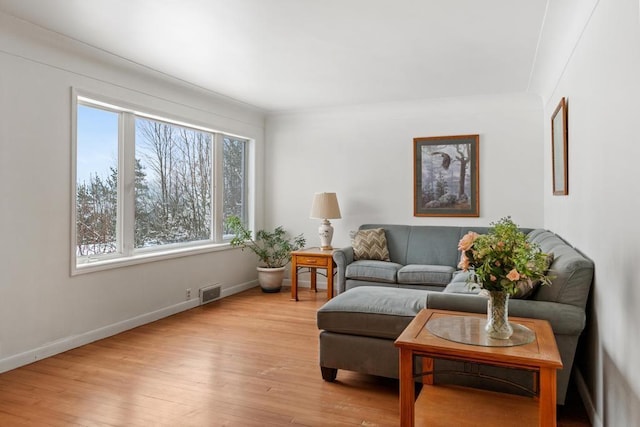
413,134 -> 479,217
551,97 -> 568,195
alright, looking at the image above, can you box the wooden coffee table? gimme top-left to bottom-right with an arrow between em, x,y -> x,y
394,309 -> 563,427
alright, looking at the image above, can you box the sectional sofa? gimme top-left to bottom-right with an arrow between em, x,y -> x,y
316,224 -> 594,404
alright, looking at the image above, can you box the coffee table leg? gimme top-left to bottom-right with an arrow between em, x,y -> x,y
539,367 -> 557,427
422,357 -> 433,385
399,348 -> 415,427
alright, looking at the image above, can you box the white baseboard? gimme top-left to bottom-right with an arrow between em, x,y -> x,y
283,278 -> 327,289
0,280 -> 258,374
220,280 -> 258,297
574,367 -> 602,427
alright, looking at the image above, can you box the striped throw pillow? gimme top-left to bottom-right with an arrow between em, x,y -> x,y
352,228 -> 391,261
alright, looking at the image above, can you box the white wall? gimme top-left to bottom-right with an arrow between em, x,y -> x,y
265,93 -> 546,253
0,13 -> 265,371
9,3 -> 639,423
532,0 -> 640,425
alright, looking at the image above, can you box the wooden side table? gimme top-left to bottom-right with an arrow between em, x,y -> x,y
394,309 -> 563,427
290,247 -> 336,301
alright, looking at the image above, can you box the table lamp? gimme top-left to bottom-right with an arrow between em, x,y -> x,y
309,192 -> 341,250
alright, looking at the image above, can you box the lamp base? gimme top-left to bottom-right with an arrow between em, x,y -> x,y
318,219 -> 334,250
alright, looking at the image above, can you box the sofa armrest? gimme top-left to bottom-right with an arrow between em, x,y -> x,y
333,247 -> 354,294
425,292 -> 586,336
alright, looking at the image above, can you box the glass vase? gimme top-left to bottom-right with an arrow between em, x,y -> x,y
485,290 -> 513,339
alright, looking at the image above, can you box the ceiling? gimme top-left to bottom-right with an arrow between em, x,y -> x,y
0,0 -> 548,112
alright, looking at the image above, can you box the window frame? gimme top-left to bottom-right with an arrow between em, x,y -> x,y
71,89 -> 253,275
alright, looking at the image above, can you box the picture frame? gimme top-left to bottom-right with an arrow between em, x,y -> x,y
551,97 -> 568,195
413,134 -> 479,217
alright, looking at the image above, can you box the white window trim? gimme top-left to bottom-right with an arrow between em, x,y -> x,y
70,88 -> 254,276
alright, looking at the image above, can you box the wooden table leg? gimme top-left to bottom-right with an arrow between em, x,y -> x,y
538,367 -> 557,427
326,261 -> 334,299
310,267 -> 317,292
290,257 -> 298,301
422,356 -> 433,385
399,348 -> 415,427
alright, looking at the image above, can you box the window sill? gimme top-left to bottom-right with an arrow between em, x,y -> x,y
72,242 -> 233,276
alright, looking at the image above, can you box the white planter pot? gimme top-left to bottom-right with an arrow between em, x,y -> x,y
257,266 -> 286,293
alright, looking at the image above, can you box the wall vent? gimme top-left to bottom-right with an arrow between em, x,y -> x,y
200,284 -> 222,305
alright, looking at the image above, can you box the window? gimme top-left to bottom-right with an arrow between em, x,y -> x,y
222,136 -> 248,235
74,95 -> 251,271
134,117 -> 213,248
76,105 -> 119,257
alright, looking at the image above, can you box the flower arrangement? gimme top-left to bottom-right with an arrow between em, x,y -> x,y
458,217 -> 553,295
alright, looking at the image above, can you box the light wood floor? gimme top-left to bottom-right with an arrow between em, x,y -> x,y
0,287 -> 591,426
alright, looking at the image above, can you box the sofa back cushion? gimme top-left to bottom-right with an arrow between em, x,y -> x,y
359,224 -> 412,265
405,226 -> 462,267
359,224 -> 497,267
527,229 -> 594,309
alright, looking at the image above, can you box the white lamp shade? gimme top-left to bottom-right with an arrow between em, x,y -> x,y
310,192 -> 341,219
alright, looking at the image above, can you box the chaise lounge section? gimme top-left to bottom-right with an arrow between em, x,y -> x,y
317,224 -> 594,404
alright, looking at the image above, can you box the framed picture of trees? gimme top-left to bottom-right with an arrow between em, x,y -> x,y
413,134 -> 479,217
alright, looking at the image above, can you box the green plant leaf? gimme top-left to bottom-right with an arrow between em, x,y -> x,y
225,215 -> 306,268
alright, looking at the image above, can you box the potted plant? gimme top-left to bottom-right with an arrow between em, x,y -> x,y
226,215 -> 306,293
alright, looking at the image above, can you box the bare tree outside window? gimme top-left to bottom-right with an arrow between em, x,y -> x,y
75,101 -> 250,263
135,118 -> 212,247
76,105 -> 119,256
223,137 -> 247,235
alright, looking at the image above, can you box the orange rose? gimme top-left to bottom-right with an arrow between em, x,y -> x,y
507,268 -> 520,281
458,253 -> 470,270
458,232 -> 479,251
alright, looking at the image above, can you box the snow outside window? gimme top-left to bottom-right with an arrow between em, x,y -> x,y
73,95 -> 250,273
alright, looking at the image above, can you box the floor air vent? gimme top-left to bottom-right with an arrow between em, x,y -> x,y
200,284 -> 222,304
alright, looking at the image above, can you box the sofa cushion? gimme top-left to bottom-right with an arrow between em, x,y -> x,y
346,260 -> 402,283
317,286 -> 428,339
359,224 -> 412,264
405,226 -> 466,267
527,230 -> 594,308
397,264 -> 455,285
351,228 -> 391,261
443,277 -> 481,295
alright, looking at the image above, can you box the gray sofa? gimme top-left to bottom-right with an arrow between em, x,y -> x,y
317,224 -> 594,405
